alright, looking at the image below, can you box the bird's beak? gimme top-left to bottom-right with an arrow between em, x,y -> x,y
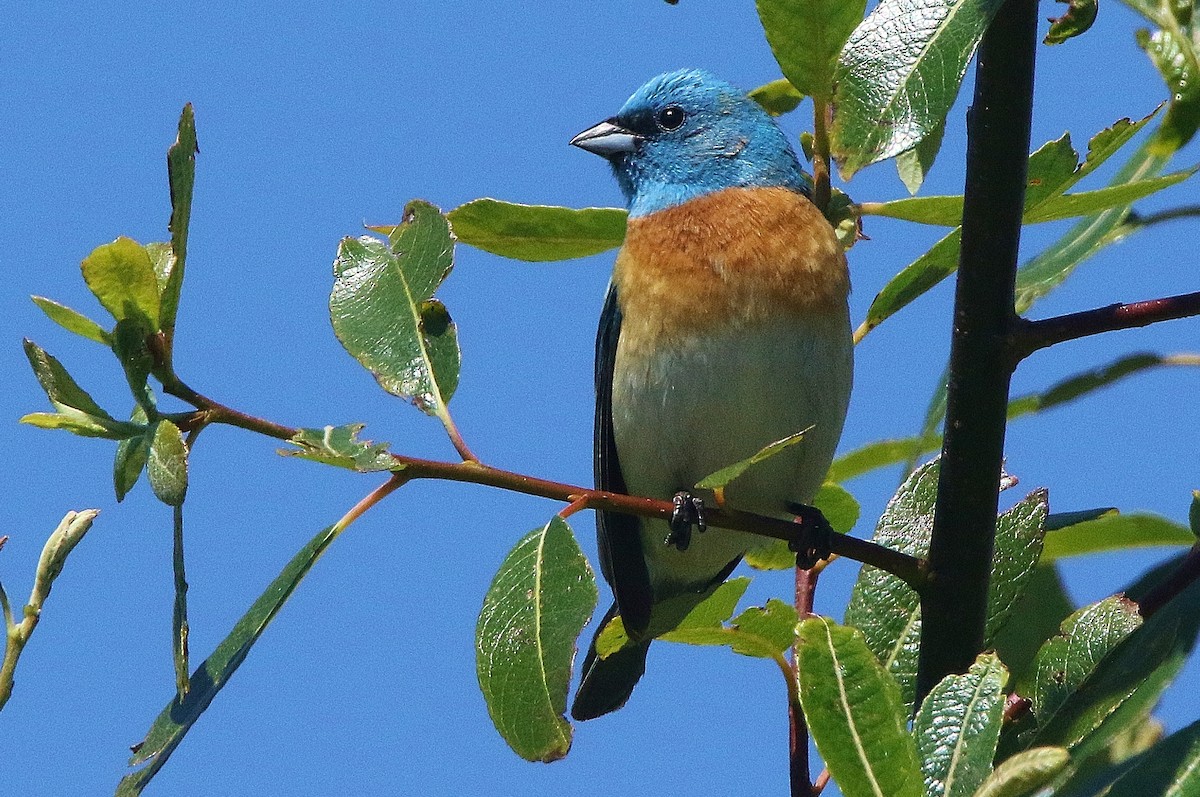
570,119 -> 643,157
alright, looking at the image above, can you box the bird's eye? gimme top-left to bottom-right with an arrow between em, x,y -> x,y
656,105 -> 685,132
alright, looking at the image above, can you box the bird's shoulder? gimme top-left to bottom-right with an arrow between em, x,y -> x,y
614,185 -> 849,350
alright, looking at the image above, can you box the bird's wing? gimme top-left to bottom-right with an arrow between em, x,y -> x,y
595,283 -> 653,635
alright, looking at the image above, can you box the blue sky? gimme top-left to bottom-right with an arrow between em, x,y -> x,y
1,2 -> 1197,795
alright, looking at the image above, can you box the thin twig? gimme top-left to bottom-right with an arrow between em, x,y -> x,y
790,564 -> 822,797
1013,291 -> 1200,360
1137,541 -> 1200,618
1126,204 -> 1200,229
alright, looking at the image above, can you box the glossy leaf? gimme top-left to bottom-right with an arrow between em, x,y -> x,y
330,201 -> 460,418
162,104 -> 196,337
147,420 -> 188,507
1015,579 -> 1200,760
695,427 -> 811,489
796,616 -> 923,797
30,296 -> 110,344
1138,27 -> 1200,154
80,237 -> 161,328
1106,718 -> 1200,796
913,653 -> 1007,797
283,425 -> 396,472
973,747 -> 1070,797
1041,512 -> 1193,561
476,517 -> 597,762
748,78 -> 805,116
845,460 -> 1046,708
757,0 -> 866,101
119,521 -> 344,796
990,565 -> 1076,686
447,199 -> 626,262
1045,0 -> 1098,43
832,0 -> 1003,177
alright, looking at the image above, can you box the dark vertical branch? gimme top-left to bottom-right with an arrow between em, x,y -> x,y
790,564 -> 821,797
915,0 -> 1039,703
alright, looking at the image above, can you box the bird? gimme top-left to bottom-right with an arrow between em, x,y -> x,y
568,69 -> 853,721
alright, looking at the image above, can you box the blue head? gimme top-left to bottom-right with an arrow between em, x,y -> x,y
571,69 -> 811,217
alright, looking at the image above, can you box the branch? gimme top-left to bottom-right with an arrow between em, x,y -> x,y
916,0 -> 1038,704
393,453 -> 929,592
1014,291 -> 1200,359
1137,541 -> 1200,618
163,378 -> 928,588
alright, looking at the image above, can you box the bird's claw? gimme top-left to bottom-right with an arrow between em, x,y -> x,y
786,501 -> 834,569
667,491 -> 707,551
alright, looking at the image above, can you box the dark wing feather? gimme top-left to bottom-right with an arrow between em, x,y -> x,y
594,284 -> 653,636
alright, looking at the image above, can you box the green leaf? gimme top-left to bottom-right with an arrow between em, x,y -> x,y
756,0 -> 866,101
832,0 -> 1004,178
147,420 -> 188,507
744,482 -> 860,570
660,598 -> 800,660
30,296 -> 110,344
1045,0 -> 1098,44
695,426 -> 812,490
446,199 -> 626,262
868,171 -> 1193,226
796,616 -> 923,797
1041,512 -> 1194,561
80,237 -> 161,328
845,460 -> 1046,709
827,439 -> 928,483
896,119 -> 946,194
1014,135 -> 1169,314
19,412 -> 139,440
595,577 -> 751,655
748,78 -> 805,116
111,318 -> 156,414
162,104 -> 196,337
1013,578 -> 1200,760
1017,597 -> 1144,744
114,407 -> 151,502
973,747 -> 1070,797
1191,491 -> 1200,537
330,201 -> 460,419
859,112 -> 1166,337
1138,27 -> 1200,154
475,517 -> 597,762
282,425 -> 396,472
913,653 -> 1007,797
991,565 -> 1076,686
814,482 -> 861,534
118,521 -> 345,796
1106,718 -> 1200,796
856,227 -> 961,340
23,339 -> 114,420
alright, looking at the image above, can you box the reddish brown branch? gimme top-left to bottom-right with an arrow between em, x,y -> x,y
1014,291 -> 1200,360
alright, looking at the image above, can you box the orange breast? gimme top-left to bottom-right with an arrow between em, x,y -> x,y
613,186 -> 850,357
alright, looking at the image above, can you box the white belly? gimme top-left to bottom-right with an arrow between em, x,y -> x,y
611,310 -> 853,594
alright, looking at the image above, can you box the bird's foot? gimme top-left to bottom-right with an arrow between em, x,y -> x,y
666,491 -> 707,551
785,502 -> 834,569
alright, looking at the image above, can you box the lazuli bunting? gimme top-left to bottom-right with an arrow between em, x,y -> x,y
569,69 -> 853,720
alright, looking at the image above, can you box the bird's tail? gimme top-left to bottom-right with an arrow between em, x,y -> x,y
571,602 -> 651,721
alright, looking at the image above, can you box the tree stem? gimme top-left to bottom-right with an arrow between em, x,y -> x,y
916,0 -> 1038,704
1013,291 -> 1200,359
